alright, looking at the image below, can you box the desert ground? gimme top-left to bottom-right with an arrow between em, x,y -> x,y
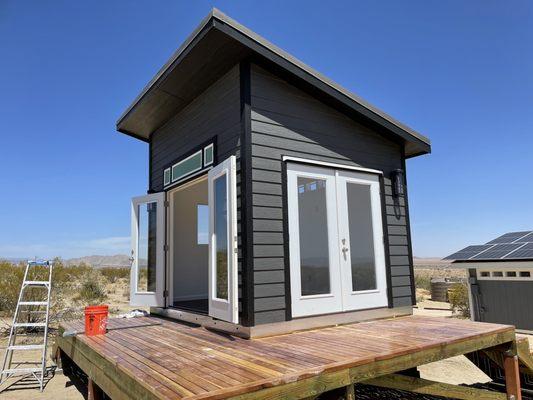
0,258 -> 526,399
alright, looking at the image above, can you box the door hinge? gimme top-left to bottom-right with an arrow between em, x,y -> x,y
163,290 -> 169,298
164,244 -> 169,252
164,200 -> 170,207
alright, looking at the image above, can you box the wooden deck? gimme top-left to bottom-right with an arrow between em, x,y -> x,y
55,315 -> 518,400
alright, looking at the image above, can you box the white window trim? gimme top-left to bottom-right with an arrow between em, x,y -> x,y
476,267 -> 533,281
282,156 -> 383,176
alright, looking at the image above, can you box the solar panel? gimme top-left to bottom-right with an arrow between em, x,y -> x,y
443,245 -> 493,260
486,231 -> 532,244
513,232 -> 533,243
504,242 -> 533,259
471,243 -> 523,260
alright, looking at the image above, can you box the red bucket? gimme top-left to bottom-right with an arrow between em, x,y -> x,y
84,305 -> 108,336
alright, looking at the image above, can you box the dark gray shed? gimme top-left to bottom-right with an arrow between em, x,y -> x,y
121,9 -> 431,337
445,231 -> 533,332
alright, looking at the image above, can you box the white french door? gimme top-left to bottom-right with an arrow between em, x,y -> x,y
287,163 -> 388,318
130,192 -> 165,307
336,170 -> 388,310
287,164 -> 343,316
208,156 -> 239,323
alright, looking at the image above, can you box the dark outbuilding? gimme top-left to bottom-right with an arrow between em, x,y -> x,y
445,231 -> 533,332
121,9 -> 431,336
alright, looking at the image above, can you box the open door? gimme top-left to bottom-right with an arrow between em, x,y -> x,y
208,156 -> 238,323
130,192 -> 165,307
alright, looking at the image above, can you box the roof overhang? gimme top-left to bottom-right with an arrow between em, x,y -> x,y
117,9 -> 431,158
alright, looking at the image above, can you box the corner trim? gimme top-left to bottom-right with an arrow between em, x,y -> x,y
401,152 -> 417,305
240,60 -> 254,327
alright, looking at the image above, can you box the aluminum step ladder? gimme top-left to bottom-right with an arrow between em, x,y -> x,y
0,260 -> 53,391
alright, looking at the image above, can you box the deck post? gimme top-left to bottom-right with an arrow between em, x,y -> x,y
345,383 -> 355,400
503,351 -> 521,400
88,378 -> 104,400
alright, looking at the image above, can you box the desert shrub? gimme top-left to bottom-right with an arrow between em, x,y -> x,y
414,273 -> 432,291
122,286 -> 130,301
74,271 -> 108,305
449,283 -> 470,318
100,267 -> 130,284
0,261 -> 25,315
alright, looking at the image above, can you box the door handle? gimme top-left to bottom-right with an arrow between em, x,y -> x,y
341,239 -> 349,260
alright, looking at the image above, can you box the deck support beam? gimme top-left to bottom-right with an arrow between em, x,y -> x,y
363,373 -> 506,400
88,378 -> 104,400
504,353 -> 522,400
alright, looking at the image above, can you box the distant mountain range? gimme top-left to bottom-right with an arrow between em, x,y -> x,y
64,255 -> 131,268
413,257 -> 451,267
2,255 -> 449,269
1,255 -> 131,268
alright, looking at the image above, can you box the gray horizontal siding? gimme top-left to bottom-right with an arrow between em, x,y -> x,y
150,66 -> 241,191
476,280 -> 533,330
250,64 -> 414,324
149,65 -> 244,321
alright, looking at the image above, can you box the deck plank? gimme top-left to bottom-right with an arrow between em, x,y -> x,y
57,315 -> 516,400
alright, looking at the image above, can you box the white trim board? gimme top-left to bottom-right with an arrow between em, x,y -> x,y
282,156 -> 383,175
458,261 -> 533,269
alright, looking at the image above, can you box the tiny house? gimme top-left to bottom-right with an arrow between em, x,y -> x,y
445,231 -> 533,332
119,9 -> 431,337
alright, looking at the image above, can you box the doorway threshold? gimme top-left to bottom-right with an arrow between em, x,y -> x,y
150,307 -> 251,337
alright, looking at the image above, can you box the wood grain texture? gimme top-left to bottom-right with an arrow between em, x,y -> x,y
57,315 -> 515,400
504,354 -> 522,400
363,373 -> 506,400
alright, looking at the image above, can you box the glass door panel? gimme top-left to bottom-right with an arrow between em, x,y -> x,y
287,164 -> 342,317
297,177 -> 331,296
208,156 -> 238,323
130,192 -> 165,307
346,182 -> 377,292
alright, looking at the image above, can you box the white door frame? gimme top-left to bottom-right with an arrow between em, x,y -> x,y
208,156 -> 239,323
167,174 -> 209,307
130,192 -> 165,307
287,162 -> 388,318
287,163 -> 343,317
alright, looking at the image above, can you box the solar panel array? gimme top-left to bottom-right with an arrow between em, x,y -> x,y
444,231 -> 533,261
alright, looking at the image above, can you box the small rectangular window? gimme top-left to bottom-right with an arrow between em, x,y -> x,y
506,271 -> 517,277
492,271 -> 503,277
172,150 -> 203,183
520,271 -> 531,277
480,271 -> 490,277
164,168 -> 171,186
204,144 -> 214,166
197,205 -> 208,245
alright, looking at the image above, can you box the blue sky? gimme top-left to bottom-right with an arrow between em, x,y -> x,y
0,1 -> 531,259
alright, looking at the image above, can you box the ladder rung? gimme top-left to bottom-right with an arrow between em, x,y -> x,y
7,344 -> 45,351
13,322 -> 46,328
1,367 -> 43,375
23,281 -> 49,286
19,301 -> 48,306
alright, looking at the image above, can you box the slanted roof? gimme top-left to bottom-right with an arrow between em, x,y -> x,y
444,231 -> 533,262
117,8 -> 431,158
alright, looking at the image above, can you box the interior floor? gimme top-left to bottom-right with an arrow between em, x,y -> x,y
172,298 -> 208,314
